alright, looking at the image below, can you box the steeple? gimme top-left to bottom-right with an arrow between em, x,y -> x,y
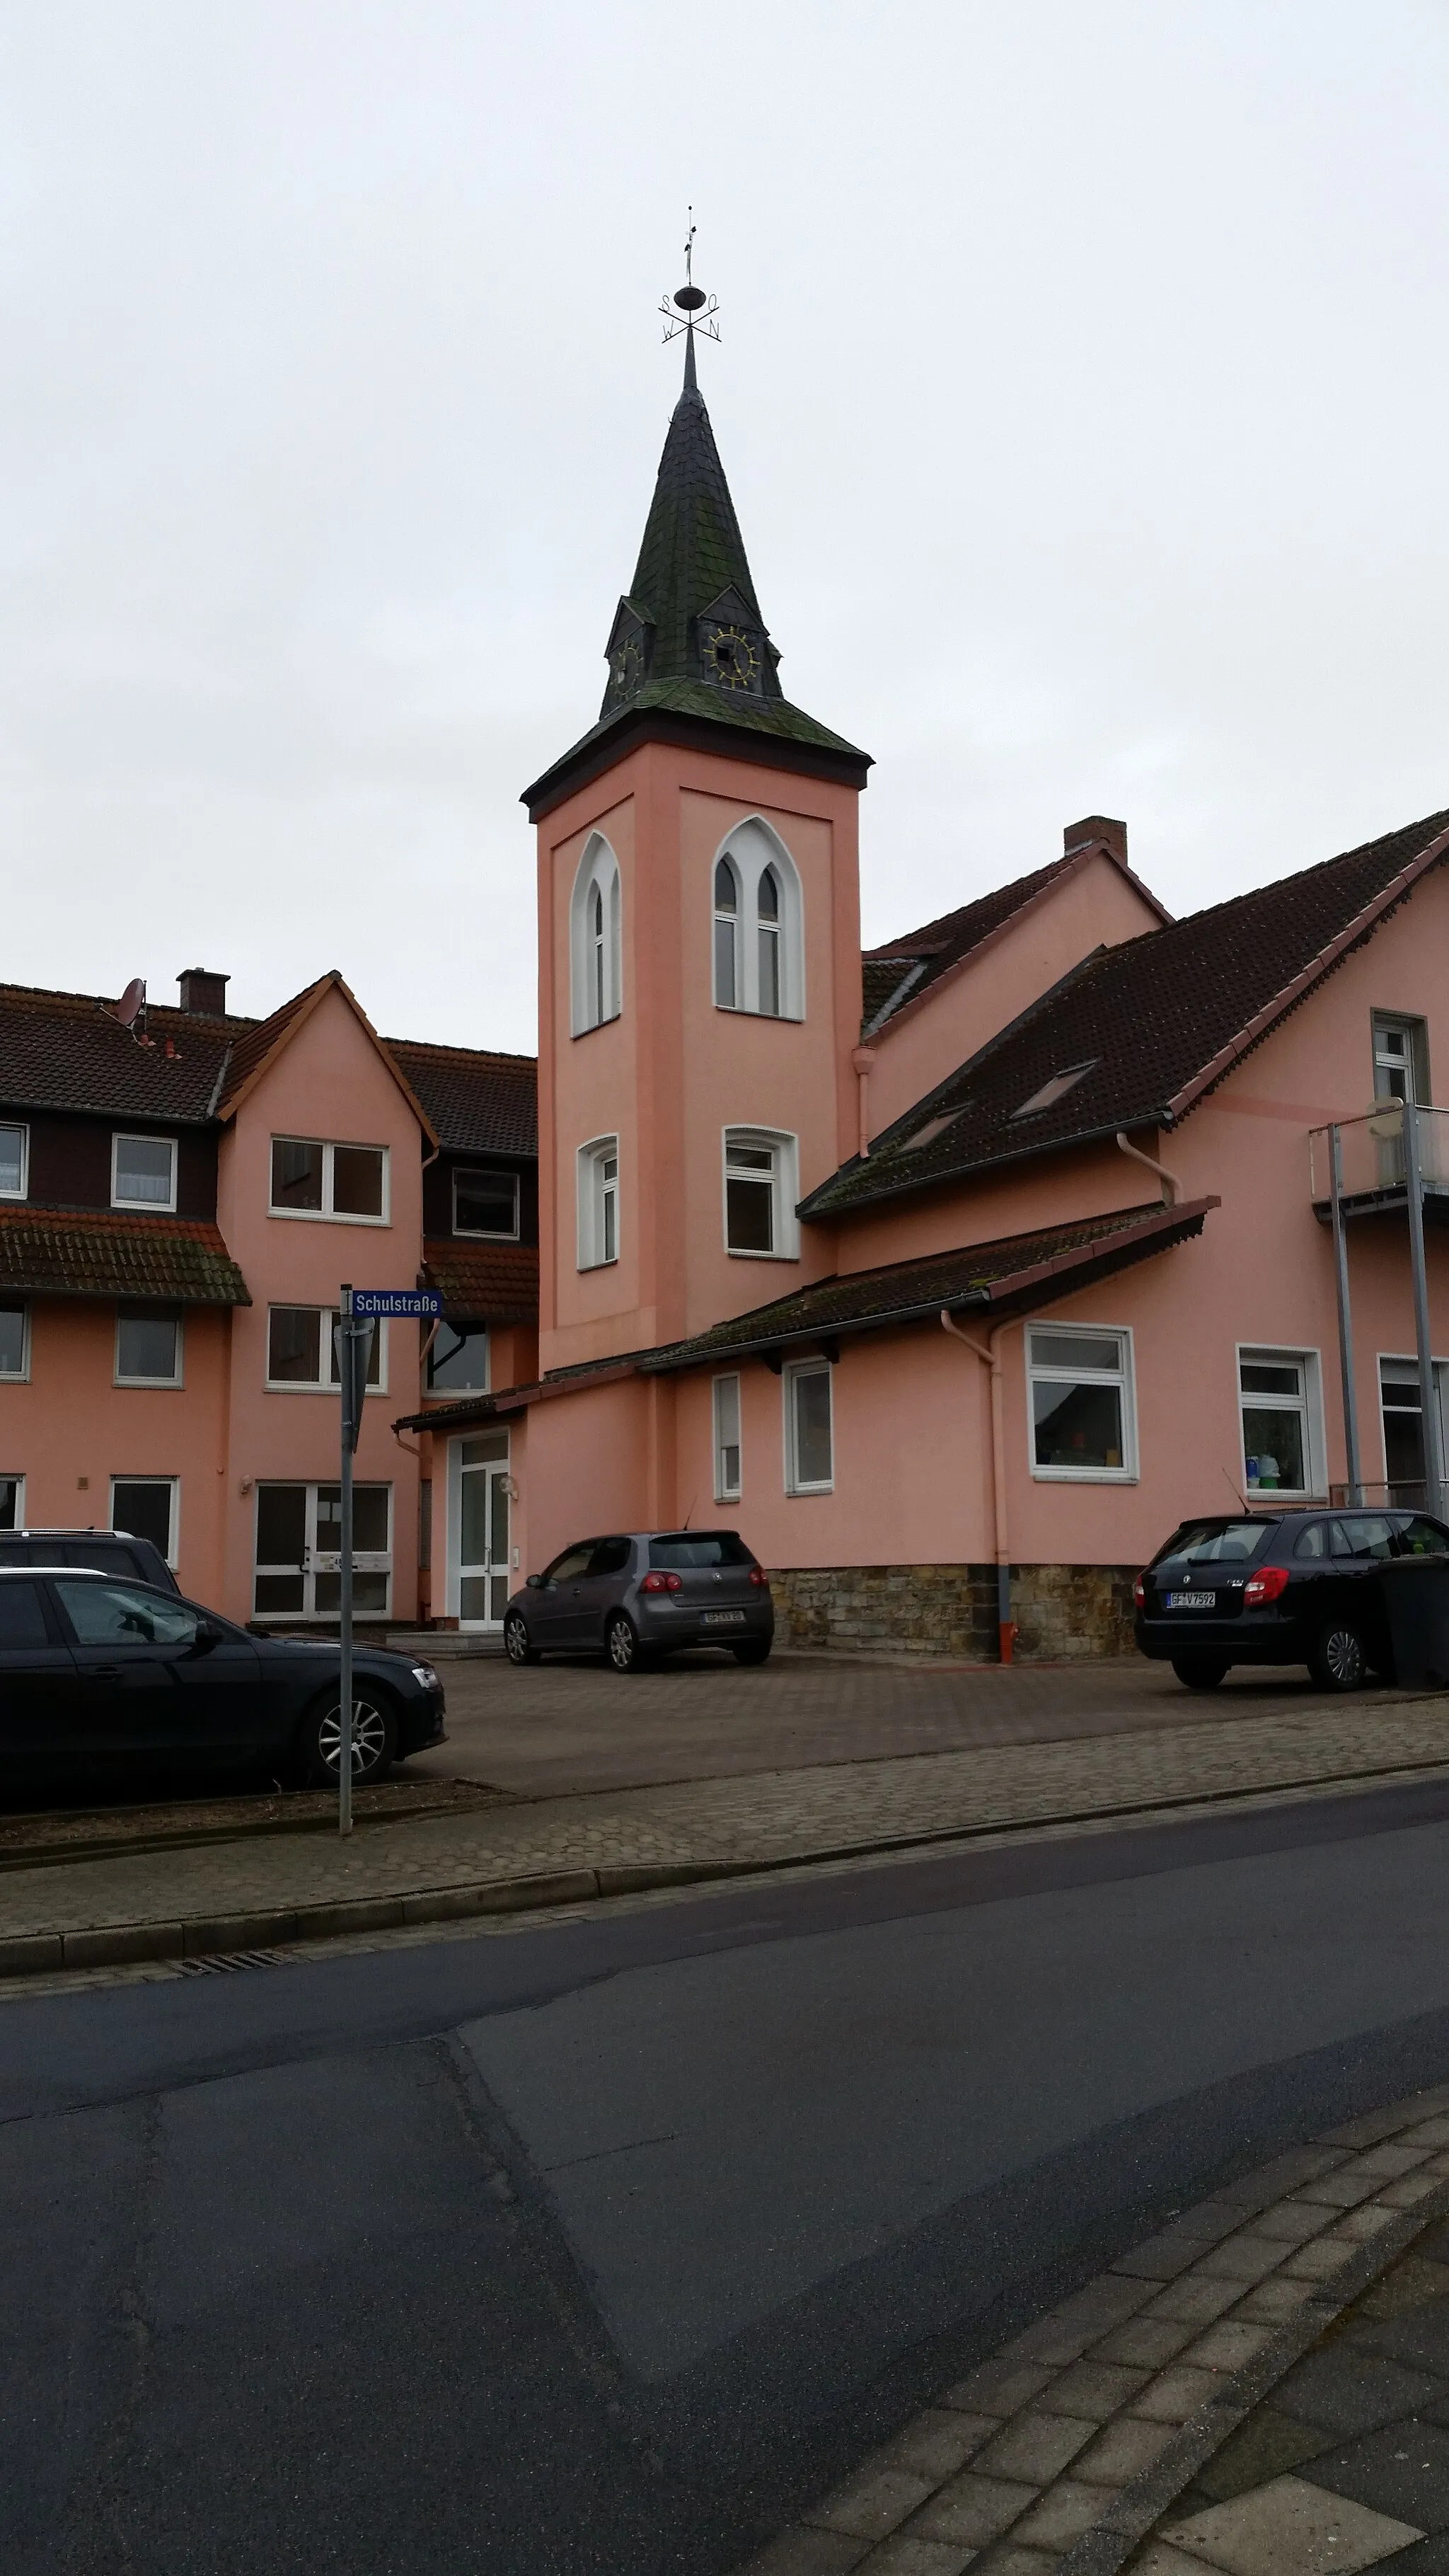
521,237 -> 869,822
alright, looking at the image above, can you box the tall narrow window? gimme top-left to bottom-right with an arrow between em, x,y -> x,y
570,836 -> 622,1034
714,1375 -> 742,1502
577,1136 -> 620,1269
714,858 -> 739,1008
590,882 -> 606,1026
757,867 -> 781,1016
1373,1012 -> 1430,1107
785,1361 -> 833,1494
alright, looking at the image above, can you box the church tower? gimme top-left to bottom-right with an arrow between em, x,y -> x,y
523,264 -> 872,1378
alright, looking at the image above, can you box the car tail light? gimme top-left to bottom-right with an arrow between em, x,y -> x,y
749,1566 -> 770,1588
641,1570 -> 683,1593
1244,1564 -> 1291,1607
1133,1573 -> 1145,1607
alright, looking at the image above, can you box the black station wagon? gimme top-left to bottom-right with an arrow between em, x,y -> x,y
1134,1507 -> 1449,1691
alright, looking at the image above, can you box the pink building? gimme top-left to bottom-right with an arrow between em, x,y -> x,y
0,969 -> 536,1629
400,330 -> 1449,1660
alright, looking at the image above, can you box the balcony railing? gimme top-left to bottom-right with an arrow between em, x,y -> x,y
1309,1102 -> 1449,1211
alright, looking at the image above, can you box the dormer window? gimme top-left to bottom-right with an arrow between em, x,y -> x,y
1011,1063 -> 1097,1121
453,1169 -> 519,1240
112,1133 -> 177,1211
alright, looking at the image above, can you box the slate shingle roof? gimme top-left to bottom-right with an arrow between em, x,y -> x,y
0,984 -> 244,1123
808,805 -> 1449,1218
0,1208 -> 250,1304
387,1042 -> 537,1157
393,1201 -> 1213,1431
421,1240 -> 538,1322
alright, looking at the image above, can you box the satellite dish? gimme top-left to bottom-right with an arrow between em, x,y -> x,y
115,978 -> 146,1029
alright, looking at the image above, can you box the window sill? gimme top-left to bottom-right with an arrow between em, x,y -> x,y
572,1012 -> 621,1039
785,1484 -> 833,1498
110,1199 -> 179,1217
727,1247 -> 800,1263
114,1377 -> 184,1391
267,1207 -> 391,1226
265,1382 -> 387,1398
1031,1466 -> 1138,1484
712,1004 -> 803,1024
577,1258 -> 618,1273
453,1228 -> 521,1243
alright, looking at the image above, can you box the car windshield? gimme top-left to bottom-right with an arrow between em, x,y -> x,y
649,1533 -> 755,1569
1155,1520 -> 1273,1566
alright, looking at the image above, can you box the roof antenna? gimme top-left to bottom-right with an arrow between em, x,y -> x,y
659,208 -> 720,389
682,1492 -> 698,1529
1222,1465 -> 1251,1513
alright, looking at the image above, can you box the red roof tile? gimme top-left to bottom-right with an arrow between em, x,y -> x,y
420,1239 -> 538,1322
388,1041 -> 537,1157
0,1207 -> 250,1304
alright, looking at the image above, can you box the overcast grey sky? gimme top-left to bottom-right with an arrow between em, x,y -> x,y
4,3 -> 1447,1049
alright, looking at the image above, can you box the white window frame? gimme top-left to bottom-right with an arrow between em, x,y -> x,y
251,1480 -> 393,1621
570,833 -> 623,1035
0,1303 -> 30,1383
1377,1351 -> 1449,1495
110,1474 -> 180,1569
1027,1322 -> 1139,1483
111,1131 -> 178,1213
784,1358 -> 834,1496
451,1166 -> 520,1241
577,1135 -> 620,1270
1236,1343 -> 1325,1502
0,1121 -> 28,1201
722,1127 -> 801,1260
710,818 -> 805,1020
114,1307 -> 185,1389
268,1137 -> 391,1225
713,1373 -> 743,1503
0,1472 -> 25,1530
265,1305 -> 388,1394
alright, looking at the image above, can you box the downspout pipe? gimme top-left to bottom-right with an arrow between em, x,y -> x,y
850,1046 -> 877,1159
1116,1131 -> 1183,1204
941,1310 -> 1015,1665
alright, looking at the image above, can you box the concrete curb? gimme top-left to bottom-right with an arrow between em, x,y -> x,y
739,2089 -> 1449,2575
7,1749 -> 1449,1983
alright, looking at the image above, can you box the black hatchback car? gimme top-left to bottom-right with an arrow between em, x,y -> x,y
1134,1506 -> 1449,1690
504,1530 -> 773,1671
0,1566 -> 447,1784
0,1526 -> 180,1592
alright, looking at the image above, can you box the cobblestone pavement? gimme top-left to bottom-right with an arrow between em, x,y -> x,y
741,2088 -> 1449,2576
408,1656 -> 1391,1798
5,1693 -> 1449,1970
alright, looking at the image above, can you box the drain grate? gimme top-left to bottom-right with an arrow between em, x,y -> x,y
176,1948 -> 287,1976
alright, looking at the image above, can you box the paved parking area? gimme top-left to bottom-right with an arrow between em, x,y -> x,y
404,1653 -> 1412,1799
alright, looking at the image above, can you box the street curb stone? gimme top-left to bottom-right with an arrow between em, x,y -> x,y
737,2089 -> 1449,2575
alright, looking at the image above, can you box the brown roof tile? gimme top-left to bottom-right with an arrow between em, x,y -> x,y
0,1208 -> 250,1304
812,804 -> 1449,1217
388,1041 -> 537,1157
421,1239 -> 538,1322
0,983 -> 246,1123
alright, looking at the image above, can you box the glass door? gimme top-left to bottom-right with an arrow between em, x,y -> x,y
456,1432 -> 510,1627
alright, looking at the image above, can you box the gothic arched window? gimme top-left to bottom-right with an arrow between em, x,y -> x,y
570,836 -> 622,1035
710,823 -> 804,1020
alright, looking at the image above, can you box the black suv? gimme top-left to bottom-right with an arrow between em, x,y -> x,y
1134,1507 -> 1449,1691
0,1527 -> 180,1593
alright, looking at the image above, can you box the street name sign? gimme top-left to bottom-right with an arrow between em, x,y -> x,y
352,1288 -> 444,1319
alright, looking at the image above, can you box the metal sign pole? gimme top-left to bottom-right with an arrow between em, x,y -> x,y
337,1283 -> 355,1835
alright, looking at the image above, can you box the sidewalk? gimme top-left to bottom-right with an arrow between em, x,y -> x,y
4,1692 -> 1449,1977
741,2087 -> 1449,2576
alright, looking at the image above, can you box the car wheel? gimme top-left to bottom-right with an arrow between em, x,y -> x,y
299,1691 -> 396,1788
605,1612 -> 640,1673
1170,1657 -> 1228,1690
504,1612 -> 540,1667
1312,1621 -> 1367,1691
732,1639 -> 771,1665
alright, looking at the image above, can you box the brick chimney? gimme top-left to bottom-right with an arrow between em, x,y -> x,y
1063,816 -> 1128,867
177,968 -> 230,1017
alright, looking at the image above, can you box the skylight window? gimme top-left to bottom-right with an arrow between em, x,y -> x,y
901,1109 -> 964,1153
1011,1062 -> 1097,1120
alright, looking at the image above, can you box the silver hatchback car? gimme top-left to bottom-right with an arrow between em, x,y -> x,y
503,1530 -> 773,1672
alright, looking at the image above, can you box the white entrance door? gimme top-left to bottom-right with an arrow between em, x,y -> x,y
456,1432 -> 510,1628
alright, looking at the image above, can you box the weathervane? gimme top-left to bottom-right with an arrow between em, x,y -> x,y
659,209 -> 720,351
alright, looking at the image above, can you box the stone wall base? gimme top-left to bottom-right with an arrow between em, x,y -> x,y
769,1561 -> 1138,1662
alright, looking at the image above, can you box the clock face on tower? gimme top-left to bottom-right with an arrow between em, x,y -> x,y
700,620 -> 761,693
607,633 -> 645,702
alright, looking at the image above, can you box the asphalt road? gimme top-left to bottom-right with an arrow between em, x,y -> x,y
13,1778 -> 1449,2574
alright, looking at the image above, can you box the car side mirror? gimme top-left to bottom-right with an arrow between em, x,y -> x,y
192,1619 -> 223,1651
525,1573 -> 543,1590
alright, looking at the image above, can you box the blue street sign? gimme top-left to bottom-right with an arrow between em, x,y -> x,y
352,1288 -> 444,1319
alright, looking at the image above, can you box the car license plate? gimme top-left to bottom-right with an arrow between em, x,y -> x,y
701,1609 -> 747,1627
1166,1591 -> 1216,1610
